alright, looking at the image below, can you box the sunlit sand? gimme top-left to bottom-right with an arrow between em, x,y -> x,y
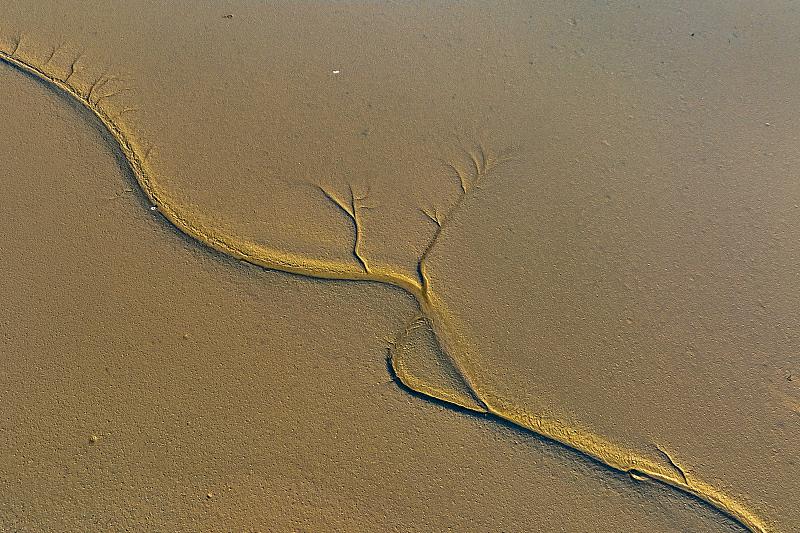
1,2 -> 797,531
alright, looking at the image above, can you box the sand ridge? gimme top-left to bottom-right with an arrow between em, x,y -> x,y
0,35 -> 767,533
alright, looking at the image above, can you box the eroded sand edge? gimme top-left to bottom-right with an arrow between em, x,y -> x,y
0,39 -> 767,533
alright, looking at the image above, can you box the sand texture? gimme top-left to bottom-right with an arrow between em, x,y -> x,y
1,2 -> 798,531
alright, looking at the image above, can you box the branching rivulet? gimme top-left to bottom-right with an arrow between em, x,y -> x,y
0,37 -> 767,533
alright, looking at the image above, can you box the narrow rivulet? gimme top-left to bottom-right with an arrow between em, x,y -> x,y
0,39 -> 767,533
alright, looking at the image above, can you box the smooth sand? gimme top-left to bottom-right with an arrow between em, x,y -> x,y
1,2 -> 797,531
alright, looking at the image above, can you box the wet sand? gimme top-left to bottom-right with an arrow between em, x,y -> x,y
1,2 -> 798,531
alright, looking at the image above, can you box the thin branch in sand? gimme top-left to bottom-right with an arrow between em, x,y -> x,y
43,42 -> 64,66
464,147 -> 483,178
142,142 -> 157,163
93,86 -> 133,107
348,184 -> 372,272
386,312 -> 426,365
656,445 -> 689,486
421,207 -> 442,227
352,184 -> 378,209
86,72 -> 110,102
87,71 -> 130,105
417,142 -> 509,289
319,184 -> 371,272
442,159 -> 469,193
64,53 -> 84,83
476,144 -> 489,176
319,184 -> 354,217
9,35 -> 22,57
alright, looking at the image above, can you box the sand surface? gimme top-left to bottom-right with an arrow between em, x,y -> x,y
1,2 -> 797,531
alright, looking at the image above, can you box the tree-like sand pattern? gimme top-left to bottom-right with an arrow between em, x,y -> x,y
0,37 -> 767,533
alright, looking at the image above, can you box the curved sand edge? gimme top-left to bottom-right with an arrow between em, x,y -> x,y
0,40 -> 767,533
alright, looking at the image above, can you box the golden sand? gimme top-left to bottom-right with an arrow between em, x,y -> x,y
1,2 -> 798,531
